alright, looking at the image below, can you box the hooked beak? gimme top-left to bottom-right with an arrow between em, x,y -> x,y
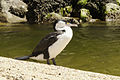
66,23 -> 78,27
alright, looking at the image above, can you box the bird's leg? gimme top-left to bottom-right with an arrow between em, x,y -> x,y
51,58 -> 56,65
47,59 -> 50,65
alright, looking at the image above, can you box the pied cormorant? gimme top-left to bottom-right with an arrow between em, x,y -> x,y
15,20 -> 77,65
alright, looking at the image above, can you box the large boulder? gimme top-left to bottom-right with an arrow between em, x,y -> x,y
105,3 -> 120,21
0,0 -> 27,23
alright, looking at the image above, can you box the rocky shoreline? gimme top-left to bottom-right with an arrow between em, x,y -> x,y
0,57 -> 120,80
0,0 -> 120,23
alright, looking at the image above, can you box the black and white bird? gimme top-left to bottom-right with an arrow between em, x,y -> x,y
15,20 -> 77,65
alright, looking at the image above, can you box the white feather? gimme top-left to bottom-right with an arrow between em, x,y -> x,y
49,26 -> 73,59
30,54 -> 46,61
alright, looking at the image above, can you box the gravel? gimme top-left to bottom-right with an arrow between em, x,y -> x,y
0,57 -> 120,80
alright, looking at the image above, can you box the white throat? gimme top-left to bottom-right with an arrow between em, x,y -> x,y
63,26 -> 73,38
48,26 -> 73,59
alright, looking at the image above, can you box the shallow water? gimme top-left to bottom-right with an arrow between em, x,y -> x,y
0,22 -> 120,76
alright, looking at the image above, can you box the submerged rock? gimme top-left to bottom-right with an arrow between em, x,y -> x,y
105,3 -> 120,21
0,0 -> 27,23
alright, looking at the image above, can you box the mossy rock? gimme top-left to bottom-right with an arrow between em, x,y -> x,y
105,3 -> 120,14
105,3 -> 120,21
60,6 -> 72,17
80,8 -> 92,22
44,12 -> 79,24
116,0 -> 120,5
77,0 -> 88,6
44,12 -> 64,22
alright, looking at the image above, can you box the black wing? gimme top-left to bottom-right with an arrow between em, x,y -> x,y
30,32 -> 61,57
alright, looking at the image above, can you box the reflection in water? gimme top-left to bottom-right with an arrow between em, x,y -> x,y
0,22 -> 120,76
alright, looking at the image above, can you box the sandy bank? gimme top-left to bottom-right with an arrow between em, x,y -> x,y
0,57 -> 120,80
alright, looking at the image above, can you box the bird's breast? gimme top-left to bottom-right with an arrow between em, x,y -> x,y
48,33 -> 73,59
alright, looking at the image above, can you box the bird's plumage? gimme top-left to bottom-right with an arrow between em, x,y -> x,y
15,20 -> 77,65
30,31 -> 63,59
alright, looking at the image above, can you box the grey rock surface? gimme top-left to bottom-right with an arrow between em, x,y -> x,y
0,0 -> 27,23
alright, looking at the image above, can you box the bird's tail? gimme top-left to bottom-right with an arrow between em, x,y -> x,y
15,56 -> 30,60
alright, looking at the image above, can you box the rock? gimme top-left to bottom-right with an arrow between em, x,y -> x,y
116,0 -> 120,5
89,19 -> 101,22
0,77 -> 7,80
0,56 -> 120,80
80,8 -> 92,22
59,6 -> 72,17
77,0 -> 88,6
26,0 -> 71,23
85,0 -> 106,20
0,0 -> 27,23
105,3 -> 120,21
85,0 -> 118,21
44,12 -> 79,24
71,0 -> 118,21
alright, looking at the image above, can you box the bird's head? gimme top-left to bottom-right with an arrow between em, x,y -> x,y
53,20 -> 78,31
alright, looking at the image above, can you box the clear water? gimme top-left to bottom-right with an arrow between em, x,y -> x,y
0,22 -> 120,76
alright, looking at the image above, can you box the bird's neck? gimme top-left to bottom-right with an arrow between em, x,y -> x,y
63,26 -> 73,38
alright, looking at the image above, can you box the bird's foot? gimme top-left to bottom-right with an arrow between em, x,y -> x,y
47,59 -> 50,65
51,58 -> 56,65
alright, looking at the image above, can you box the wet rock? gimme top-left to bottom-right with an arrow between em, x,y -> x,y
105,3 -> 120,21
0,0 -> 27,23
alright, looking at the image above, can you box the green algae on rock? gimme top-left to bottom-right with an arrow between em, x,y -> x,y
77,0 -> 88,6
60,6 -> 72,17
80,8 -> 92,22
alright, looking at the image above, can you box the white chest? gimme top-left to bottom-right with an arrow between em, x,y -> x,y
30,27 -> 73,60
48,27 -> 73,59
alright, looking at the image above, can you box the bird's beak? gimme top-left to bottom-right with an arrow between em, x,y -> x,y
66,23 -> 78,27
